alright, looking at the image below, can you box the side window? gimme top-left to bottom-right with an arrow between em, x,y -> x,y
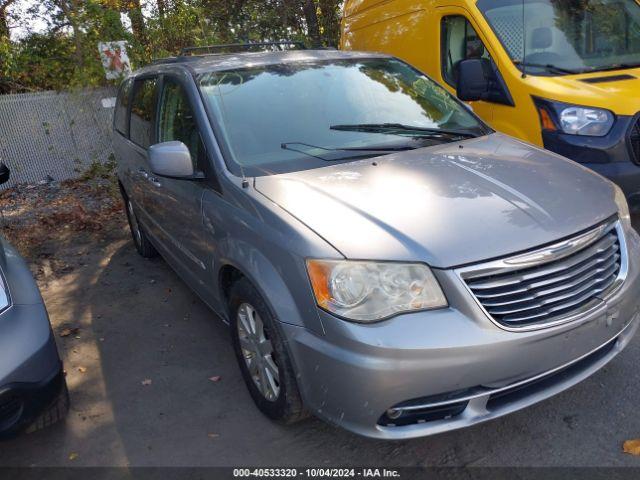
441,16 -> 492,87
114,78 -> 133,136
158,79 -> 204,170
130,78 -> 157,148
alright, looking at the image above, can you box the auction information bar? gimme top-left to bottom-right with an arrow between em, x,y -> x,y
234,468 -> 400,478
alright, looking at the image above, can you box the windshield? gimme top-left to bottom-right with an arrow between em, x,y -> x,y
477,0 -> 640,75
198,58 -> 487,176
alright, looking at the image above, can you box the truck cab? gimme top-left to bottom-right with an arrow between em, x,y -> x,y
341,0 -> 640,211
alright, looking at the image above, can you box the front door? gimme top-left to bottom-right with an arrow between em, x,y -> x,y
438,9 -> 496,124
144,75 -> 213,299
124,76 -> 158,222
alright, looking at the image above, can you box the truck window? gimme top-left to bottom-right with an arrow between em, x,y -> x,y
130,78 -> 157,149
478,0 -> 640,75
114,78 -> 133,137
441,16 -> 492,87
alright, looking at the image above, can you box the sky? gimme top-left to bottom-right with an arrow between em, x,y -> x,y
8,0 -> 137,41
8,0 -> 49,40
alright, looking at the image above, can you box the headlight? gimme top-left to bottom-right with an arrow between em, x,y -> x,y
614,184 -> 632,229
558,106 -> 614,136
534,98 -> 614,137
306,260 -> 447,322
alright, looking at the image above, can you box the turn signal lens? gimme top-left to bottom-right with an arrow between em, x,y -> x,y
537,106 -> 557,131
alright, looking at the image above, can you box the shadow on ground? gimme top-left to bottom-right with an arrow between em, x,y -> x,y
0,216 -> 638,467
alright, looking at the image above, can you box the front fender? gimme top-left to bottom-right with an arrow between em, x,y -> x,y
216,238 -> 325,336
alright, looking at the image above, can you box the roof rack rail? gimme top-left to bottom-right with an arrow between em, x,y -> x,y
180,41 -> 306,57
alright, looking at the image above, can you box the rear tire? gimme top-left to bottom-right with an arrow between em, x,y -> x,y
228,278 -> 307,424
121,188 -> 157,258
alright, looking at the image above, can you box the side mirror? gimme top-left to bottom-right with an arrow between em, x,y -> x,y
0,163 -> 10,185
456,58 -> 489,102
148,141 -> 202,180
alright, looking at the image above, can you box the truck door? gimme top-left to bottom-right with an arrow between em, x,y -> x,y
438,10 -> 497,123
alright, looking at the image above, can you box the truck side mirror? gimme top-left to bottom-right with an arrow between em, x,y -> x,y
456,58 -> 489,102
0,163 -> 10,185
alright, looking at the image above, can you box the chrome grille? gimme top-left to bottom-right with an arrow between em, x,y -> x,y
460,220 -> 626,329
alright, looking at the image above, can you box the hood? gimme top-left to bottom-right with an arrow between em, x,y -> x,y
255,133 -> 618,268
529,68 -> 640,115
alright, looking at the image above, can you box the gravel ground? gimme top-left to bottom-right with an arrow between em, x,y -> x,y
0,177 -> 639,468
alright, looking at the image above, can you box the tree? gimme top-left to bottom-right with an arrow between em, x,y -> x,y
126,0 -> 147,43
52,0 -> 85,69
301,0 -> 321,47
0,0 -> 17,40
157,0 -> 167,18
0,0 -> 345,93
318,0 -> 340,47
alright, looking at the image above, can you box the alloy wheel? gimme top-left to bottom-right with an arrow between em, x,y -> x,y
236,302 -> 280,401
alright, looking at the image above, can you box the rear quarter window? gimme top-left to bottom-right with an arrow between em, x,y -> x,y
114,78 -> 133,136
130,77 -> 158,148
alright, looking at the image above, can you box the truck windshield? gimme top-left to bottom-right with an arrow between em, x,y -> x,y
198,58 -> 487,176
477,0 -> 640,75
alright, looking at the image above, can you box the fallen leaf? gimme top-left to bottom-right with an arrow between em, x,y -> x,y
141,379 -> 152,386
68,452 -> 79,461
624,440 -> 640,455
77,366 -> 87,373
60,327 -> 80,337
208,376 -> 221,382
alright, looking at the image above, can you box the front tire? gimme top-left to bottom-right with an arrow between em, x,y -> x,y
229,278 -> 307,424
25,379 -> 69,434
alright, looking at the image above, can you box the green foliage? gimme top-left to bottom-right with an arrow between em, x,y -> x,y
81,155 -> 120,198
1,0 -> 344,94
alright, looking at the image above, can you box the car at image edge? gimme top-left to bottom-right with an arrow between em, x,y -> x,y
112,46 -> 640,439
0,163 -> 69,439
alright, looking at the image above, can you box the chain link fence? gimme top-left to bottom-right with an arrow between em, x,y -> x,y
0,88 -> 117,189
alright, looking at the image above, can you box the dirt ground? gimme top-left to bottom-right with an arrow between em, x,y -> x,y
0,176 -> 639,467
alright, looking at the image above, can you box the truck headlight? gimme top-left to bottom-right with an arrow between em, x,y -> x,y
614,184 -> 632,229
558,106 -> 614,136
306,260 -> 447,322
534,97 -> 614,137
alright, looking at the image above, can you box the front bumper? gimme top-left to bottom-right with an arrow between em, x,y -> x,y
0,302 -> 65,438
0,363 -> 65,439
283,227 -> 640,439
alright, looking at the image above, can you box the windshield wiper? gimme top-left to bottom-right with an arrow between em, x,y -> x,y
515,62 -> 578,75
329,123 -> 478,138
581,63 -> 640,73
280,142 -> 415,161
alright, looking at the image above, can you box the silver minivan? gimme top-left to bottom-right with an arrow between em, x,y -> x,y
113,45 -> 640,439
